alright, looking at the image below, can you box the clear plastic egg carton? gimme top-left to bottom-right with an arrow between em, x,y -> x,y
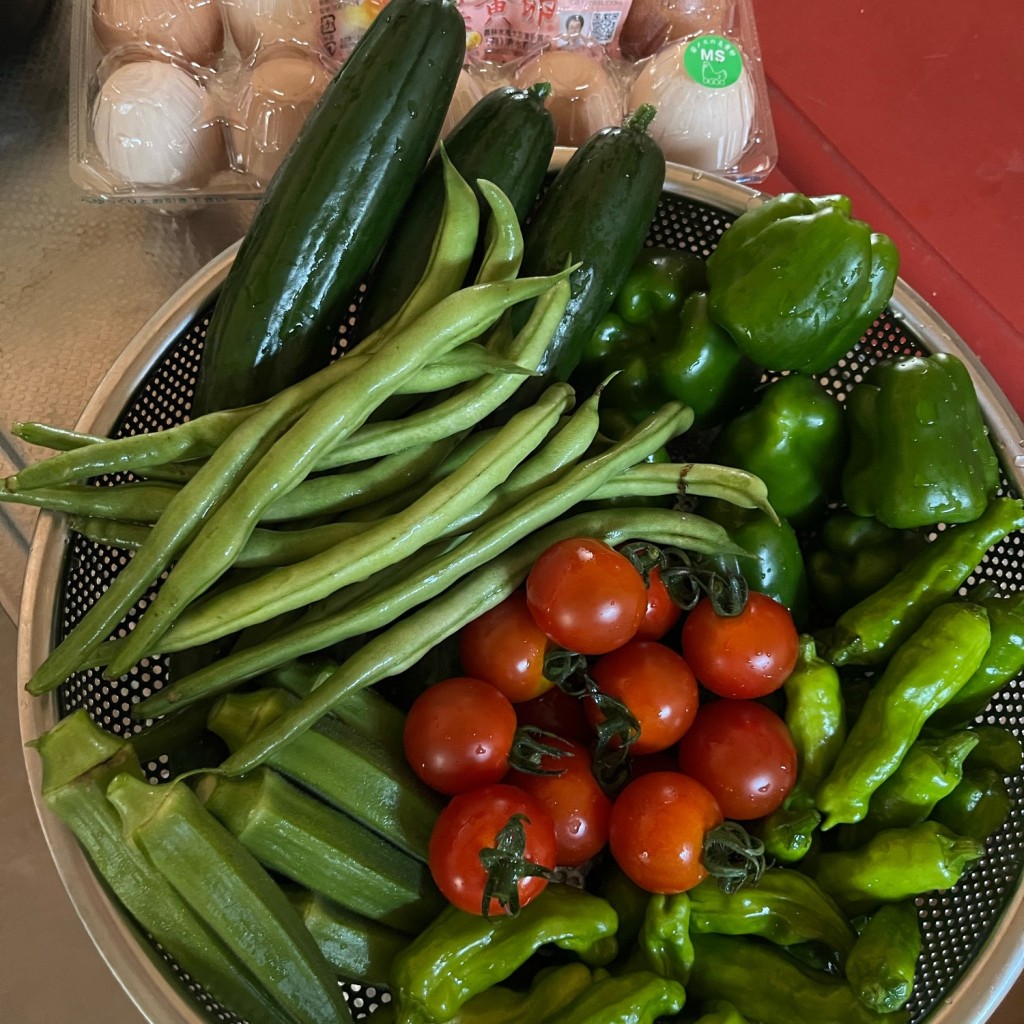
69,0 -> 777,205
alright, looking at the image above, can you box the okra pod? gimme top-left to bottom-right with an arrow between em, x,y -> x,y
30,711 -> 291,1024
105,771 -> 352,1024
198,766 -> 443,933
207,686 -> 442,861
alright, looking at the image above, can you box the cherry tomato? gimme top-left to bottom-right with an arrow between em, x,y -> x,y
403,677 -> 517,796
525,537 -> 647,655
587,640 -> 699,755
608,771 -> 723,893
680,591 -> 799,699
508,739 -> 611,867
675,699 -> 798,820
459,589 -> 555,703
635,566 -> 682,641
515,685 -> 593,746
428,783 -> 557,916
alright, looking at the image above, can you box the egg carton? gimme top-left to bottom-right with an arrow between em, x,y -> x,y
69,0 -> 776,205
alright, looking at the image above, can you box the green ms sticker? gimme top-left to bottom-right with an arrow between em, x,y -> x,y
683,35 -> 744,89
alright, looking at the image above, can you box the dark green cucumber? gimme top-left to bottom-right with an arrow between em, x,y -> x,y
511,104 -> 666,404
190,0 -> 466,415
353,82 -> 557,341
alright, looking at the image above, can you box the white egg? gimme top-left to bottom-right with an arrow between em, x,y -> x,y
92,0 -> 224,66
513,48 -> 622,148
92,60 -> 226,188
227,48 -> 334,185
441,68 -> 489,139
630,41 -> 754,172
223,0 -> 322,59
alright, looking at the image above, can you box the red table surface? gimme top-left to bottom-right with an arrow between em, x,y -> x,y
753,0 -> 1024,418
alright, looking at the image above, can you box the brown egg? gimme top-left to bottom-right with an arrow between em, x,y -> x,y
619,0 -> 729,62
92,0 -> 224,66
222,0 -> 322,59
513,48 -> 622,148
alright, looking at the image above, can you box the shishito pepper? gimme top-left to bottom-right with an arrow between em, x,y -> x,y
812,820 -> 985,915
687,931 -> 910,1024
388,883 -> 618,1023
930,767 -> 1014,843
806,510 -> 929,615
963,723 -> 1024,775
842,352 -> 1001,528
710,373 -> 848,527
578,249 -> 760,435
760,636 -> 846,862
706,192 -> 899,374
543,968 -> 687,1023
845,901 -> 922,1014
816,601 -> 991,829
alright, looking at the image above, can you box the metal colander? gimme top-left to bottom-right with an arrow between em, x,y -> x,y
18,153 -> 1024,1024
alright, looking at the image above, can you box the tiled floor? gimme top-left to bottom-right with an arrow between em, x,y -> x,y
3,609 -> 1022,1022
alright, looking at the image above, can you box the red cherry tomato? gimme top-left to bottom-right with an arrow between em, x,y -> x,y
403,677 -> 517,796
428,783 -> 557,916
608,771 -> 723,893
525,537 -> 647,655
508,739 -> 611,868
675,699 -> 798,821
459,589 -> 555,703
515,685 -> 593,747
587,640 -> 699,755
635,565 -> 682,641
680,591 -> 799,699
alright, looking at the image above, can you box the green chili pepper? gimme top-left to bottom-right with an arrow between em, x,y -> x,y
845,901 -> 922,1014
806,510 -> 929,615
930,767 -> 1014,842
699,499 -> 810,624
688,867 -> 856,964
687,931 -> 909,1024
628,892 -> 695,983
834,729 -> 979,849
544,968 -> 687,1024
817,601 -> 991,828
822,496 -> 1024,668
930,584 -> 1024,728
812,820 -> 986,915
591,860 -> 653,958
963,723 -> 1024,775
706,192 -> 899,374
842,353 -> 1001,528
692,1000 -> 750,1024
710,373 -> 848,527
388,883 -> 618,1023
761,635 -> 846,862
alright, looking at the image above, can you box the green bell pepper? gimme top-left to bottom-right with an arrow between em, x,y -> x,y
578,249 -> 760,435
388,884 -> 618,1023
699,498 -> 810,624
706,192 -> 899,374
842,352 -> 1001,528
710,373 -> 848,527
806,510 -> 929,615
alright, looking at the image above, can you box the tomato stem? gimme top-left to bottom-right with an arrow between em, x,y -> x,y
702,820 -> 767,893
660,551 -> 749,617
478,813 -> 557,917
509,726 -> 570,776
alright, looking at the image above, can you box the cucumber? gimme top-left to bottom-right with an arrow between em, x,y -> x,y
353,82 -> 557,341
512,104 -> 666,403
190,0 -> 466,415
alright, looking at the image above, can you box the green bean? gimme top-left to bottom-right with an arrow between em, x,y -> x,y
135,402 -> 707,715
219,505 -> 739,775
473,179 -> 524,285
1,481 -> 180,523
119,381 -> 574,668
586,462 -> 776,517
70,516 -> 375,569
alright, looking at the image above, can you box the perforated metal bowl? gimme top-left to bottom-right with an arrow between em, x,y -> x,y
18,153 -> 1024,1023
